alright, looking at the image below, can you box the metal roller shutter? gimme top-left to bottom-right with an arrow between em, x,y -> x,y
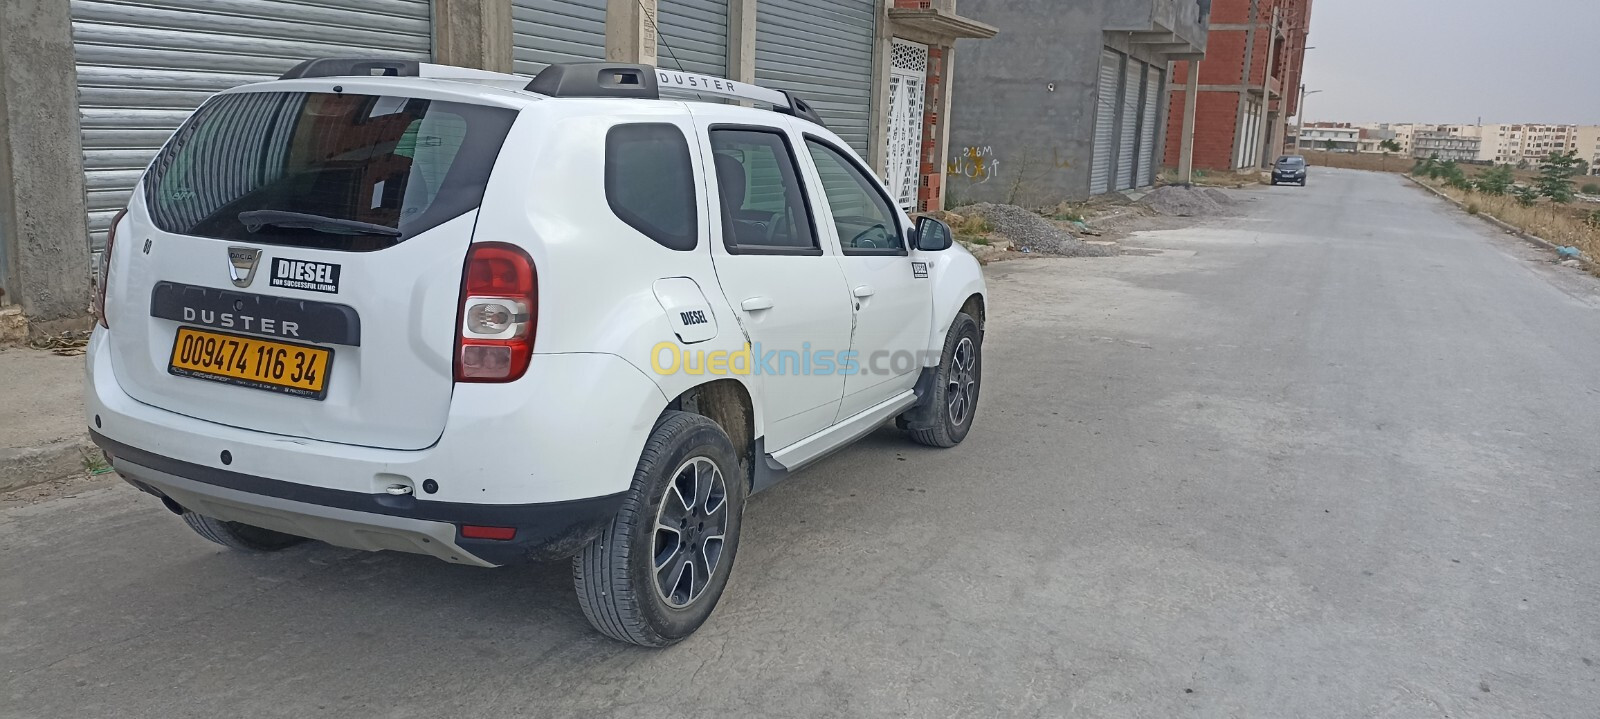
1136,65 -> 1162,187
512,0 -> 608,75
1090,49 -> 1119,195
1116,58 -> 1142,191
755,0 -> 876,155
71,0 -> 433,255
658,0 -> 729,77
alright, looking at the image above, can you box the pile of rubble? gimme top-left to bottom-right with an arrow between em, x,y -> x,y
949,203 -> 1117,257
1138,185 -> 1234,217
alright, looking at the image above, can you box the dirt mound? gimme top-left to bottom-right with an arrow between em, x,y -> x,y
952,204 -> 1117,257
1139,186 -> 1224,217
1201,188 -> 1236,205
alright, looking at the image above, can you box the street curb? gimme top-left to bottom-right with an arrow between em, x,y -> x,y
1,438 -> 96,494
1405,175 -> 1564,253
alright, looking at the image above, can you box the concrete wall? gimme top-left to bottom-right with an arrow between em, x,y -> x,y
434,0 -> 513,73
947,0 -> 1112,206
0,0 -> 92,332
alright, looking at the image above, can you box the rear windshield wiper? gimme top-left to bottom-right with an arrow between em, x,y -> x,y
238,210 -> 402,238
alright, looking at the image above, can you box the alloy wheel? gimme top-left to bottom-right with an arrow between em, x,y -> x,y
947,336 -> 978,426
652,456 -> 728,609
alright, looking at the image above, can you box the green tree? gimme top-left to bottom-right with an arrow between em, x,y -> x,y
1322,139 -> 1338,153
1576,158 -> 1591,177
1378,138 -> 1402,171
1477,165 -> 1514,196
1513,184 -> 1540,207
1438,160 -> 1471,191
1536,150 -> 1580,219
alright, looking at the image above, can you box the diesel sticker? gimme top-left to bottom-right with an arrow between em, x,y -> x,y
270,258 -> 342,294
912,261 -> 929,279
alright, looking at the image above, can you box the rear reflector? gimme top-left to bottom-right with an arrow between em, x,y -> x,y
460,525 -> 517,541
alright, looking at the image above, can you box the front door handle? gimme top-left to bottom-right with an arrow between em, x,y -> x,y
741,296 -> 775,312
853,285 -> 876,299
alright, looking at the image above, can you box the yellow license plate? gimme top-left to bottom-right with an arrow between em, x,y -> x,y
169,326 -> 333,400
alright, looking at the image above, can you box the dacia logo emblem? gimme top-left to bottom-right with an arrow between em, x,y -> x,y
227,247 -> 263,288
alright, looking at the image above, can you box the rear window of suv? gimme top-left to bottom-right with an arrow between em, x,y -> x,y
144,91 -> 517,251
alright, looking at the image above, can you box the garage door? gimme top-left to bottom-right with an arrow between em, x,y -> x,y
755,0 -> 875,155
1090,49 -> 1120,195
1136,65 -> 1163,187
1115,57 -> 1143,191
658,0 -> 729,78
71,0 -> 434,255
512,0 -> 608,75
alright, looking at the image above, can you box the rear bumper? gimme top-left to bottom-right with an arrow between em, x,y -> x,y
95,431 -> 624,566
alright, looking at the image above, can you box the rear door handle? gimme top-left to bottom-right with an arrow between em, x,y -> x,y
741,296 -> 775,312
853,285 -> 876,299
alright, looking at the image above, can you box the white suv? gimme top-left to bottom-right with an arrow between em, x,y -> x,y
87,59 -> 987,646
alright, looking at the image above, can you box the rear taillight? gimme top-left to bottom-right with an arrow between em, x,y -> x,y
455,243 -> 537,382
92,209 -> 129,329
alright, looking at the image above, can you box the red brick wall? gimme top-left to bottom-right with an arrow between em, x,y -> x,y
916,45 -> 947,212
1164,89 -> 1243,171
1162,0 -> 1314,172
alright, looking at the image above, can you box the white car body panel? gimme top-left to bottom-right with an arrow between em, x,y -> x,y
86,67 -> 987,563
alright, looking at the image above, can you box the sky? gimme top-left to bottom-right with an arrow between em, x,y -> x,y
1300,0 -> 1600,125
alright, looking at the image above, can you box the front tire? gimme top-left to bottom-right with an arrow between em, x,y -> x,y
574,411 -> 746,647
904,312 -> 983,448
182,512 -> 307,552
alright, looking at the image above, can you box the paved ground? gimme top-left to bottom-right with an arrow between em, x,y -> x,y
0,347 -> 92,492
5,169 -> 1600,717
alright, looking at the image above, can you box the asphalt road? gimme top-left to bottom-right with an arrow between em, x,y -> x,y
5,169 -> 1600,717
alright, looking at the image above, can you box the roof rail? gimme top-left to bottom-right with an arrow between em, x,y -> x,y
278,58 -> 530,87
280,58 -> 420,80
275,58 -> 826,128
528,63 -> 826,128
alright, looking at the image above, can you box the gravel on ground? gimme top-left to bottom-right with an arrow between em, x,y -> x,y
952,203 -> 1117,257
1139,185 -> 1228,217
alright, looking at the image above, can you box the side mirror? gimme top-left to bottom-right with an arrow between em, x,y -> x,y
913,216 -> 954,252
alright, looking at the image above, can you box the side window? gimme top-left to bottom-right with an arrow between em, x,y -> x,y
804,139 -> 903,254
605,123 -> 697,251
708,128 -> 820,254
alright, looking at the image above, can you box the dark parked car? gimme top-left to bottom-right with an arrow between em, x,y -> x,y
1272,156 -> 1308,186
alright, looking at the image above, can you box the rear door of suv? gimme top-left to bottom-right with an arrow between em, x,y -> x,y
102,85 -> 520,450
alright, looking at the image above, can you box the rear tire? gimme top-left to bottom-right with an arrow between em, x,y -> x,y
904,312 -> 982,448
574,411 -> 746,647
182,512 -> 307,552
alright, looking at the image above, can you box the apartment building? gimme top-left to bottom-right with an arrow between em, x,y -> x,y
1354,123 -> 1397,154
1577,126 -> 1600,176
1163,0 -> 1313,172
1481,124 -> 1580,165
1412,129 -> 1481,162
1299,122 -> 1358,153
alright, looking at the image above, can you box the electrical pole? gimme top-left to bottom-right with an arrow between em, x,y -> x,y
1296,83 -> 1308,152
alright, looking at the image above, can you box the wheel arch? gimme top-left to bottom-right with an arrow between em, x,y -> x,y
924,249 -> 989,359
665,378 -> 758,489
